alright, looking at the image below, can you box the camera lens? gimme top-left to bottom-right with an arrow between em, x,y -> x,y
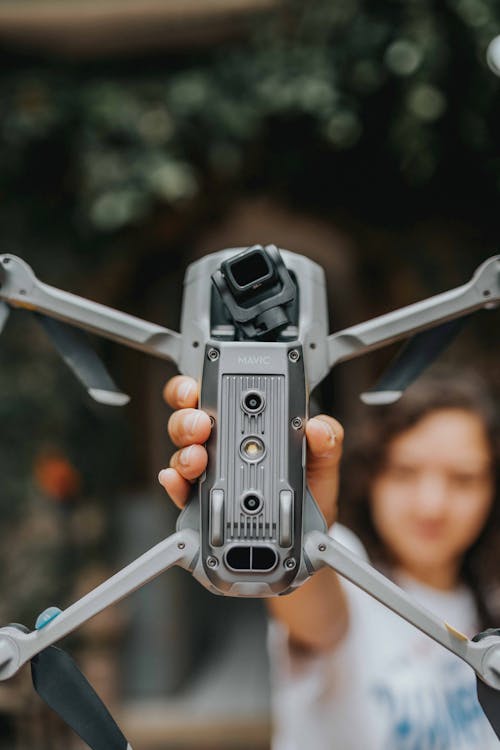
228,249 -> 272,290
242,390 -> 265,414
242,493 -> 263,515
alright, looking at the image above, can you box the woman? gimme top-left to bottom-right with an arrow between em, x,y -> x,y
158,371 -> 500,750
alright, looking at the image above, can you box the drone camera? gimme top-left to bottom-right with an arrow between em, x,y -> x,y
211,244 -> 297,339
222,247 -> 275,299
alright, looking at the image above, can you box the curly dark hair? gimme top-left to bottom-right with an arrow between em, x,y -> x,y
338,369 -> 500,628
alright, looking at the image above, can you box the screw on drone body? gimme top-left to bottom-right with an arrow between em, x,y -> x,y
207,348 -> 219,361
288,349 -> 300,362
318,543 -> 327,552
177,542 -> 186,550
207,556 -> 218,568
285,558 -> 296,570
291,417 -> 303,430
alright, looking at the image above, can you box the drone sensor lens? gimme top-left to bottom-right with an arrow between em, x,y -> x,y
242,493 -> 263,515
242,390 -> 265,414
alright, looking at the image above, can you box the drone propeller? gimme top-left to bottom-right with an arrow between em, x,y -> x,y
473,629 -> 500,740
31,645 -> 130,750
8,622 -> 130,749
360,317 -> 468,405
476,677 -> 500,739
35,314 -> 130,406
0,301 -> 9,334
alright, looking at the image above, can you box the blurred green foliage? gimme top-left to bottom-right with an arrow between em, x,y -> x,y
1,0 -> 500,239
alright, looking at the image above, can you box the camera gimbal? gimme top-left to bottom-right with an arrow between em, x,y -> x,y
0,246 -> 499,749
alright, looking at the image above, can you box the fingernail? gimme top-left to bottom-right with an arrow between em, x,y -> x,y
185,412 -> 202,436
178,381 -> 194,404
317,420 -> 335,444
158,468 -> 174,486
179,446 -> 194,466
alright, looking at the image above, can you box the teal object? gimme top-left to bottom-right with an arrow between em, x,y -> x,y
35,607 -> 62,630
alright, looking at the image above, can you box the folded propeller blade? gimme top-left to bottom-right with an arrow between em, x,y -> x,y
473,629 -> 500,740
476,678 -> 500,740
35,314 -> 130,406
360,317 -> 469,405
31,645 -> 131,750
0,301 -> 10,334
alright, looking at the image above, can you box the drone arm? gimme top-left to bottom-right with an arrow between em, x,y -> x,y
0,255 -> 182,365
0,529 -> 199,680
327,255 -> 500,367
304,530 -> 500,688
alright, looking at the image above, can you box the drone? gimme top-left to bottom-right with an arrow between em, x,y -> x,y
0,246 -> 499,750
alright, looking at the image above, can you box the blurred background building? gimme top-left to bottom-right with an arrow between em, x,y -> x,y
0,1 -> 499,748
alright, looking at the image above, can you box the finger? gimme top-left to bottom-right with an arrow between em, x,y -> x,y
158,467 -> 191,508
169,444 -> 208,481
305,415 -> 344,527
163,376 -> 199,409
306,415 -> 344,463
168,408 -> 212,448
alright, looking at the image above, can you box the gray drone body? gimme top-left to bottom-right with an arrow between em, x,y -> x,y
177,249 -> 330,597
0,246 -> 500,749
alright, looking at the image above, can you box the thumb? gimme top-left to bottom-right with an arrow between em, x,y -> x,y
305,415 -> 344,527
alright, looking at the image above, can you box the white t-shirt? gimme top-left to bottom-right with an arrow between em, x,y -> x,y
269,525 -> 499,750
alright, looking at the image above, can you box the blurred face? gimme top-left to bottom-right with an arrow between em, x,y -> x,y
370,409 -> 495,589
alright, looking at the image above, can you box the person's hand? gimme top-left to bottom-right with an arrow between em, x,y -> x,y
158,375 -> 343,527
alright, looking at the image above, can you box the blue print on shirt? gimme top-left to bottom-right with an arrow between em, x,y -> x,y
372,679 -> 485,750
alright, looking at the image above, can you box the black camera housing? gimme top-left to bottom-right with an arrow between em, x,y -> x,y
211,244 -> 296,340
